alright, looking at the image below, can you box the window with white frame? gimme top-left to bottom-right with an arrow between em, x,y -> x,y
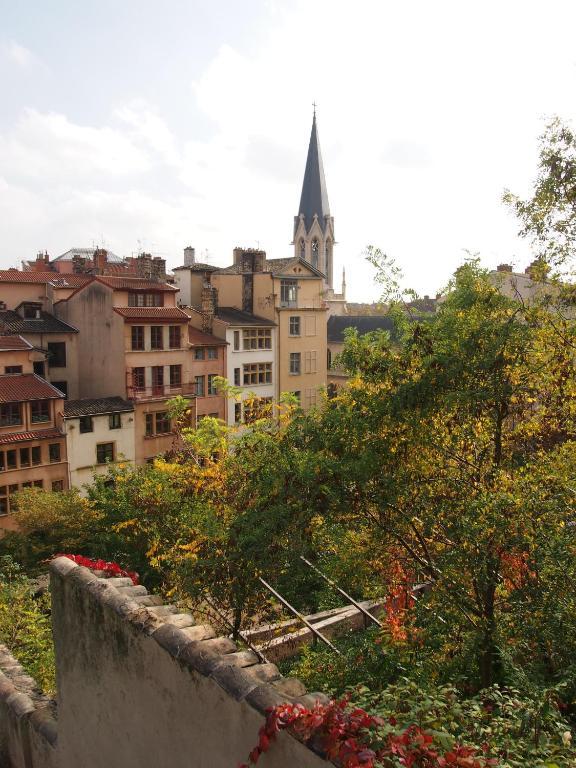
242,363 -> 272,386
242,328 -> 271,350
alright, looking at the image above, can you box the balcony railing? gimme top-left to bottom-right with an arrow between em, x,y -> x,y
127,383 -> 196,401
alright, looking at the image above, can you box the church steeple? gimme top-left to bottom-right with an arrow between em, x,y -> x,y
293,108 -> 335,290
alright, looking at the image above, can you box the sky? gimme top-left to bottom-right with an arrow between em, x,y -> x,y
1,0 -> 576,302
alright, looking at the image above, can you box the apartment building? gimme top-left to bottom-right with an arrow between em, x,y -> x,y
0,338 -> 67,530
63,397 -> 135,491
186,327 -> 227,422
209,250 -> 328,410
54,276 -> 196,464
188,306 -> 275,425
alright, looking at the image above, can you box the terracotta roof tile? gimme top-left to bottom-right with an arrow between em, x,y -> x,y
0,374 -> 65,403
0,336 -> 32,351
96,276 -> 177,291
113,307 -> 189,322
0,428 -> 63,445
0,310 -> 78,335
0,271 -> 92,286
188,327 -> 227,346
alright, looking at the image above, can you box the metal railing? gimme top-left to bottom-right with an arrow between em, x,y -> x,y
127,382 -> 196,401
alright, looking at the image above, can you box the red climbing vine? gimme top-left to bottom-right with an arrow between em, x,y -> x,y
240,698 -> 496,768
54,554 -> 139,585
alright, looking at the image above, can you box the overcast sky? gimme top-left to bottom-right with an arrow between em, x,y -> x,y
1,0 -> 576,301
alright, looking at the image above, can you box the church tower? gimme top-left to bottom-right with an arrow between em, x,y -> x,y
293,109 -> 335,290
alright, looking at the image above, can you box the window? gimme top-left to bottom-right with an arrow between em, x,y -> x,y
289,352 -> 301,375
207,374 -> 218,396
233,331 -> 240,351
195,375 -> 205,397
6,451 -> 16,470
289,316 -> 300,336
22,303 -> 41,319
234,403 -> 242,424
0,488 -> 6,516
292,391 -> 301,404
4,366 -> 22,374
131,326 -> 144,351
244,397 -> 273,424
33,361 -> 45,377
0,453 -> 4,472
193,348 -> 205,360
52,480 -> 64,492
207,347 -> 218,359
242,363 -> 272,386
8,484 -> 18,495
109,413 -> 121,430
169,326 -> 181,349
304,350 -> 318,374
49,443 -> 61,463
33,480 -> 43,489
145,413 -> 153,437
96,443 -> 114,464
19,448 -> 30,467
52,381 -> 68,398
31,446 -> 41,465
299,239 -> 305,259
150,326 -> 164,350
30,400 -> 50,423
155,412 -> 171,434
234,368 -> 240,386
128,293 -> 163,307
21,482 -> 32,488
0,403 -> 21,427
170,365 -> 182,387
311,238 -> 319,268
280,279 -> 297,307
242,329 -> 272,350
132,367 -> 145,390
79,416 -> 93,433
152,366 -> 164,394
47,342 -> 66,368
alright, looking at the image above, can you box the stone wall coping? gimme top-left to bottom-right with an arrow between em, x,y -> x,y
49,556 -> 334,764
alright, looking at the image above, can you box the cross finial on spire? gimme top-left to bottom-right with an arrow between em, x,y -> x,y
312,101 -> 317,118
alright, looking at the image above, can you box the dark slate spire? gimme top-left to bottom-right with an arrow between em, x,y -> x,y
297,111 -> 330,233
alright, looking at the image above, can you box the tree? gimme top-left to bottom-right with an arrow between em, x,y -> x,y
504,117 -> 576,272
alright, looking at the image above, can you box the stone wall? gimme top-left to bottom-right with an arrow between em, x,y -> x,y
0,558 -> 333,767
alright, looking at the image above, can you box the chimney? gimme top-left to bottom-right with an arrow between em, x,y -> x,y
232,247 -> 266,273
93,248 -> 108,274
201,279 -> 218,334
497,264 -> 513,273
184,246 -> 196,267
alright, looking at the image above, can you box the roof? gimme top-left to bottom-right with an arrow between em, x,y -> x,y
327,315 -> 397,343
0,374 -> 65,403
64,397 -> 134,418
215,256 -> 324,278
96,276 -> 177,291
215,307 -> 276,327
55,247 -> 123,263
0,310 -> 78,335
0,335 -> 32,351
113,307 -> 189,322
0,428 -> 63,446
296,113 -> 330,235
188,327 -> 227,346
173,263 -> 220,273
0,270 -> 91,287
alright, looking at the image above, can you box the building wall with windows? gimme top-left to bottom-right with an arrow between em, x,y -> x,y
0,374 -> 68,532
63,399 -> 136,492
223,326 -> 275,426
188,328 -> 226,422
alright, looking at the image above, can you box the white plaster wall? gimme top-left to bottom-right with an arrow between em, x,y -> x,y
173,270 -> 191,306
225,327 -> 276,426
64,412 -> 136,491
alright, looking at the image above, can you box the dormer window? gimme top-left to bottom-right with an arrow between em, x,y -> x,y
21,303 -> 42,320
128,293 -> 163,307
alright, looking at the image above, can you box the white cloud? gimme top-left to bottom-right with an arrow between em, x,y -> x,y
2,40 -> 35,68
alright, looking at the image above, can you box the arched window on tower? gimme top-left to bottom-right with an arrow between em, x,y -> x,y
325,239 -> 332,279
299,239 -> 305,259
311,238 -> 319,269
